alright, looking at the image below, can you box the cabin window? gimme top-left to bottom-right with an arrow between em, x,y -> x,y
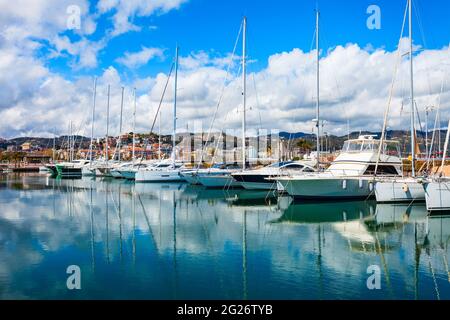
364,165 -> 398,175
283,164 -> 304,169
303,167 -> 315,172
343,141 -> 364,152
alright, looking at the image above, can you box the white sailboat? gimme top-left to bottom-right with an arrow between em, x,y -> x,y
82,77 -> 98,176
135,46 -> 185,183
423,119 -> 450,212
196,17 -> 248,189
91,84 -> 114,177
374,0 -> 425,203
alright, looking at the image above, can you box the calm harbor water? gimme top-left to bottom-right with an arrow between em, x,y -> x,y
1,173 -> 450,300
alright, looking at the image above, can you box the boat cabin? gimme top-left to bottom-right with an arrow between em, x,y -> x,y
329,135 -> 402,176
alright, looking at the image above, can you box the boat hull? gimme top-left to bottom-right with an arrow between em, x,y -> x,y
110,170 -> 123,179
374,179 -> 425,203
117,170 -> 136,180
82,166 -> 96,176
45,165 -> 58,176
232,173 -> 278,190
423,181 -> 450,212
197,174 -> 241,188
180,172 -> 201,185
277,176 -> 374,200
135,169 -> 184,182
55,165 -> 82,177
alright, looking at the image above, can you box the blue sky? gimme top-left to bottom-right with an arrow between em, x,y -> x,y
1,0 -> 450,138
51,0 -> 450,80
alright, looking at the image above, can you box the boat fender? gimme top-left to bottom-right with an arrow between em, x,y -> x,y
369,182 -> 374,191
342,179 -> 347,189
402,183 -> 409,192
359,179 -> 363,189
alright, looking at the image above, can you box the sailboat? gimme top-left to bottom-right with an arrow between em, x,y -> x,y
55,121 -> 88,177
82,77 -> 98,176
422,119 -> 450,212
196,16 -> 248,188
374,0 -> 426,203
273,11 -> 405,200
135,46 -> 185,182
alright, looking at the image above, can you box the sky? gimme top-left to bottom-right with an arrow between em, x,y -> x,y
1,0 -> 450,139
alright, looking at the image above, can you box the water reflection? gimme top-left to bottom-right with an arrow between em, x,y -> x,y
0,174 -> 449,299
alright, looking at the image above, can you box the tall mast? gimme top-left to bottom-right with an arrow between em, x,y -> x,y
89,77 -> 97,165
69,121 -> 72,162
106,84 -> 110,167
173,46 -> 179,167
316,10 -> 321,170
242,16 -> 247,170
118,86 -> 124,163
52,129 -> 56,162
409,0 -> 416,177
159,108 -> 162,160
132,88 -> 137,162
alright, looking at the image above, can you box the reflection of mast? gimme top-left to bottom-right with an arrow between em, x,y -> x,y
424,217 -> 441,300
374,231 -> 394,297
159,190 -> 162,245
137,193 -> 158,249
242,210 -> 248,300
90,184 -> 95,271
414,222 -> 421,300
118,184 -> 123,262
317,225 -> 323,299
173,192 -> 178,299
105,181 -> 110,263
132,188 -> 136,267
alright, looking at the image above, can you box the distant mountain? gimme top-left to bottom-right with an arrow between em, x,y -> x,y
279,132 -> 314,139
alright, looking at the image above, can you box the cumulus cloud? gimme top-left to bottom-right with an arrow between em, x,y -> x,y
1,19 -> 450,140
97,0 -> 189,37
116,47 -> 164,69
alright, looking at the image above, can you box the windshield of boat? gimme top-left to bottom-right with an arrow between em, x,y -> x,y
268,161 -> 293,168
342,140 -> 400,156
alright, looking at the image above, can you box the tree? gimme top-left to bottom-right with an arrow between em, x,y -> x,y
296,139 -> 314,152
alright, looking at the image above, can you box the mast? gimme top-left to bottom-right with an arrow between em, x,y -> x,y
118,86 -> 124,163
89,77 -> 97,166
106,84 -> 110,167
159,108 -> 162,160
409,0 -> 416,177
70,121 -> 74,162
132,88 -> 137,162
173,46 -> 179,167
69,121 -> 72,162
242,16 -> 247,170
316,10 -> 321,170
52,131 -> 56,162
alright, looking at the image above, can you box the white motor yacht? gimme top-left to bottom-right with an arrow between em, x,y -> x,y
231,161 -> 316,190
274,135 -> 403,200
135,161 -> 185,183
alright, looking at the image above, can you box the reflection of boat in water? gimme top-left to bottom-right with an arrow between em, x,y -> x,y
181,184 -> 243,201
273,200 -> 376,224
227,190 -> 278,207
134,182 -> 187,195
372,203 -> 428,223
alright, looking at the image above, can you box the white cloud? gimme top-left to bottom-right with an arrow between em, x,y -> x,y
1,40 -> 450,140
116,46 -> 164,69
97,0 -> 189,37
